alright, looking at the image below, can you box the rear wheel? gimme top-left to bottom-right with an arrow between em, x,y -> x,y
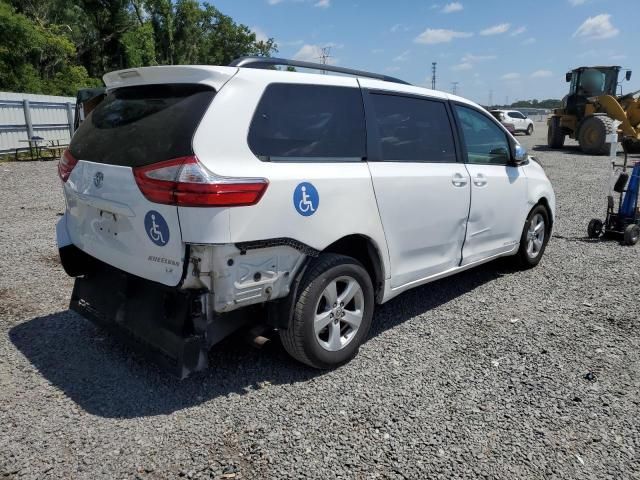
279,253 -> 374,369
547,117 -> 565,148
623,224 -> 640,246
587,218 -> 603,238
578,116 -> 615,155
526,124 -> 534,136
515,205 -> 550,268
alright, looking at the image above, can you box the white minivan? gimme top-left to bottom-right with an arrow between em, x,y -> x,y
56,57 -> 555,377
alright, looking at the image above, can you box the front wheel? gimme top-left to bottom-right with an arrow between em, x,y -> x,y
515,205 -> 550,268
526,124 -> 534,136
587,218 -> 603,239
623,224 -> 640,246
279,253 -> 374,369
578,115 -> 614,155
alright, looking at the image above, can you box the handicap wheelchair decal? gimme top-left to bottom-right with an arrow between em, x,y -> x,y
293,182 -> 319,217
144,210 -> 170,246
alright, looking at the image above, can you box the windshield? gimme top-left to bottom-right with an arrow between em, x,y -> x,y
577,68 -> 618,96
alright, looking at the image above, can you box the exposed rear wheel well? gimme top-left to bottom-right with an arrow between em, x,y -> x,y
323,235 -> 385,303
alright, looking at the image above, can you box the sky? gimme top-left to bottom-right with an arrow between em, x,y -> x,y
213,0 -> 638,105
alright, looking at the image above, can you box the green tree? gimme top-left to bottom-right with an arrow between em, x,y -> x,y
0,0 -> 277,95
0,1 -> 99,94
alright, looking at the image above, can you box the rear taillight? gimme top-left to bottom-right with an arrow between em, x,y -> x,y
58,149 -> 78,182
133,156 -> 268,207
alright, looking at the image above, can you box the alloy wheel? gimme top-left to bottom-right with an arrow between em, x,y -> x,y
314,276 -> 365,352
526,213 -> 545,258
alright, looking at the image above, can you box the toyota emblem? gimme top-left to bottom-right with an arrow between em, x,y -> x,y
93,171 -> 104,188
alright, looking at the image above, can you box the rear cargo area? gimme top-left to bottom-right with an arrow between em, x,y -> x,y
62,83 -> 216,286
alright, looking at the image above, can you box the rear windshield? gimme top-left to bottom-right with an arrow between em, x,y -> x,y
489,111 -> 503,121
69,84 -> 215,167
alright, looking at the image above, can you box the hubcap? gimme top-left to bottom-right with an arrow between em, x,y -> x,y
314,276 -> 364,352
526,213 -> 545,258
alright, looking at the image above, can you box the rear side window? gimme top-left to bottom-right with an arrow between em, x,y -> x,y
370,93 -> 456,162
69,84 -> 215,167
248,84 -> 366,161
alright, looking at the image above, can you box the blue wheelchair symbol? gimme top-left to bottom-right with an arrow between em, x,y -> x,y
293,182 -> 319,217
144,210 -> 170,246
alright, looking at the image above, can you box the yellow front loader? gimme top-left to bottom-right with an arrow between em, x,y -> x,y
547,66 -> 640,155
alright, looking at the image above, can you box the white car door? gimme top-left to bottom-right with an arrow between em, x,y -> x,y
507,111 -> 523,131
453,104 -> 529,265
364,90 -> 471,289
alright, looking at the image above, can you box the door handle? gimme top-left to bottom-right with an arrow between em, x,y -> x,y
473,173 -> 487,187
451,172 -> 468,187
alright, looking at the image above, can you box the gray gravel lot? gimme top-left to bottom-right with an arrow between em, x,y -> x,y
1,121 -> 639,479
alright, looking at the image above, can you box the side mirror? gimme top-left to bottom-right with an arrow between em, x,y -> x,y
512,144 -> 528,164
566,72 -> 572,82
626,70 -> 632,81
489,147 -> 510,163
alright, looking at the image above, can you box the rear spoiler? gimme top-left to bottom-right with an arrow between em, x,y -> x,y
102,66 -> 238,91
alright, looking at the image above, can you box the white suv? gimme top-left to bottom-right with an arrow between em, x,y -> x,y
490,110 -> 535,135
56,57 -> 555,377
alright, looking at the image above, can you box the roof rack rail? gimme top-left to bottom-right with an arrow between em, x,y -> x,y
229,56 -> 412,86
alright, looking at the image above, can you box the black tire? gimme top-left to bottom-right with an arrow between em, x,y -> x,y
578,115 -> 615,155
515,204 -> 550,268
587,218 -> 603,239
622,138 -> 640,154
547,117 -> 565,148
279,253 -> 374,369
526,124 -> 534,136
623,224 -> 640,246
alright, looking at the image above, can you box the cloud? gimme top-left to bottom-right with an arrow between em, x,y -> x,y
480,23 -> 510,36
393,50 -> 411,62
573,14 -> 619,40
461,53 -> 496,62
452,63 -> 473,71
568,0 -> 587,5
522,37 -> 536,45
267,0 -> 284,4
531,70 -> 553,78
502,72 -> 520,80
414,28 -> 473,44
314,0 -> 330,7
390,23 -> 411,33
293,45 -> 328,63
510,26 -> 526,36
442,2 -> 463,13
292,43 -> 341,64
251,26 -> 268,43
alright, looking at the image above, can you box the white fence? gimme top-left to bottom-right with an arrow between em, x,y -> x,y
0,91 -> 75,155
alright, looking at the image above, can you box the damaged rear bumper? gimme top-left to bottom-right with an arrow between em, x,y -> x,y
69,260 -> 248,378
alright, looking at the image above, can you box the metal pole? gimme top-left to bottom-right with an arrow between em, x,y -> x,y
431,62 -> 437,90
22,99 -> 34,139
66,102 -> 75,137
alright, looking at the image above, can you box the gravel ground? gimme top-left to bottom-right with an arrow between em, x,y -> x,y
1,121 -> 639,479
